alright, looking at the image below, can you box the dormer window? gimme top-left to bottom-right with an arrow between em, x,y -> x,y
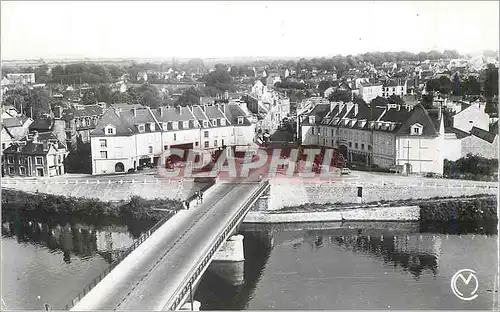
137,124 -> 145,132
183,121 -> 189,129
308,116 -> 315,124
411,123 -> 423,135
237,117 -> 244,125
221,118 -> 226,126
212,119 -> 217,126
172,122 -> 178,130
163,122 -> 169,130
105,125 -> 116,135
203,120 -> 208,128
149,123 -> 155,131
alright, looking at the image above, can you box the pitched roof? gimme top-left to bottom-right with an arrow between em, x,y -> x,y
152,106 -> 195,123
62,105 -> 103,120
223,104 -> 250,126
3,132 -> 66,155
2,116 -> 30,128
29,118 -> 53,132
302,104 -> 331,125
91,106 -> 160,137
395,105 -> 440,137
470,126 -> 497,143
445,127 -> 470,139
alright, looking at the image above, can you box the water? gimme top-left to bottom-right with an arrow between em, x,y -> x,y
1,213 -> 155,310
195,221 -> 498,310
1,211 -> 498,310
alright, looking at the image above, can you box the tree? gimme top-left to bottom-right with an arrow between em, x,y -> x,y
483,64 -> 499,98
328,90 -> 351,103
205,69 -> 234,92
176,87 -> 201,107
421,93 -> 434,109
370,96 -> 388,106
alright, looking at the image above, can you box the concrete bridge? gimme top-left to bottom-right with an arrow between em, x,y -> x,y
69,181 -> 269,311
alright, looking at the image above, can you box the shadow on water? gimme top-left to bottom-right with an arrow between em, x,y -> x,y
1,211 -> 156,264
195,231 -> 273,310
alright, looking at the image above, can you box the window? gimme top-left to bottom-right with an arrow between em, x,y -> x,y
82,119 -> 87,127
164,145 -> 169,150
19,167 -> 26,175
349,142 -> 352,148
178,121 -> 182,129
203,121 -> 208,128
204,141 -> 209,148
221,119 -> 226,126
221,139 -> 225,146
100,151 -> 108,159
413,127 -> 420,135
212,119 -> 217,126
195,142 -> 199,147
20,157 -> 27,165
66,132 -> 71,141
8,167 -> 14,175
1,143 -> 5,150
214,140 -> 218,147
58,155 -> 62,164
163,122 -> 169,130
65,121 -> 70,129
148,146 -> 153,153
36,157 -> 43,165
204,131 -> 209,138
150,123 -> 155,131
361,144 -> 365,150
183,121 -> 189,129
331,129 -> 334,136
311,128 -> 315,135
138,124 -> 145,132
107,127 -> 114,134
173,133 -> 177,141
469,120 -> 473,124
355,143 -> 358,149
237,117 -> 244,125
100,139 -> 107,148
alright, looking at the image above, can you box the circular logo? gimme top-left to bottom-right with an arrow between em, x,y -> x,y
451,269 -> 479,301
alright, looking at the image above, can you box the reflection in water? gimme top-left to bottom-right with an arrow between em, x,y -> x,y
1,212 -> 155,310
197,222 -> 497,310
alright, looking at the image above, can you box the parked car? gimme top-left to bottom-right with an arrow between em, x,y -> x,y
340,168 -> 351,175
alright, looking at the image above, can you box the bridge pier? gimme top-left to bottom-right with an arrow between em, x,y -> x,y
208,234 -> 245,286
180,300 -> 201,311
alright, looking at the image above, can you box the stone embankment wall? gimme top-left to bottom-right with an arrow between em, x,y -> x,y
268,179 -> 497,210
1,179 -> 207,201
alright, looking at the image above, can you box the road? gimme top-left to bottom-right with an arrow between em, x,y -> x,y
71,182 -> 263,311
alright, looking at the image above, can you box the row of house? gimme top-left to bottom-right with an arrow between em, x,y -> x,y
90,102 -> 256,175
300,100 -> 498,175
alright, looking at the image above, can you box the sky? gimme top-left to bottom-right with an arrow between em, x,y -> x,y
1,1 -> 499,60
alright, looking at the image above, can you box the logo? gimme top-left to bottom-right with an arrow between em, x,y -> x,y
451,269 -> 479,301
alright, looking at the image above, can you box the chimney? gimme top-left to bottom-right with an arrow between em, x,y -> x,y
159,107 -> 163,117
176,106 -> 182,115
132,108 -> 137,117
33,131 -> 39,143
54,106 -> 63,119
42,141 -> 49,151
354,104 -> 359,116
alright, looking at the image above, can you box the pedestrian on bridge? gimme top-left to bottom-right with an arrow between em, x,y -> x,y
199,191 -> 204,204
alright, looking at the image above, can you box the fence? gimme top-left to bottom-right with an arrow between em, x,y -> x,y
163,181 -> 270,311
63,178 -> 216,310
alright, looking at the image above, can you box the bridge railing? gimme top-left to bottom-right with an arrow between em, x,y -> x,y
63,181 -> 218,311
163,181 -> 270,311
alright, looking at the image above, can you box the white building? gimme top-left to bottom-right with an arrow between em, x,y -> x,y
358,82 -> 383,103
301,102 -> 445,175
452,100 -> 489,133
90,103 -> 255,175
382,80 -> 407,98
6,73 -> 36,85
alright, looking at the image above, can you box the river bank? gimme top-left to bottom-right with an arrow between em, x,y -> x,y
1,189 -> 182,222
244,195 -> 498,224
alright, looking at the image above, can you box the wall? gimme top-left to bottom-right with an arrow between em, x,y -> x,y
442,134 -> 461,161
461,135 -> 499,159
268,179 -> 497,210
453,104 -> 490,133
91,135 -> 136,175
135,132 -> 162,158
234,125 -> 255,146
396,136 -> 443,174
360,85 -> 383,102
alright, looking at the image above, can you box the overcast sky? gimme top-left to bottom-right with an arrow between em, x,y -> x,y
1,1 -> 498,60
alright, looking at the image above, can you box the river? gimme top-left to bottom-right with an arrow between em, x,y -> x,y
1,213 -> 498,310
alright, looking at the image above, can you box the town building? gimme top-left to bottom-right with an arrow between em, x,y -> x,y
301,102 -> 445,175
6,73 -> 36,85
90,103 -> 256,175
3,131 -> 69,177
382,79 -> 407,98
460,127 -> 498,159
1,115 -> 33,151
451,100 -> 489,133
53,104 -> 106,150
358,82 -> 383,103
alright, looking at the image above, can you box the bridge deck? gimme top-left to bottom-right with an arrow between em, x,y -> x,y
71,182 -> 263,311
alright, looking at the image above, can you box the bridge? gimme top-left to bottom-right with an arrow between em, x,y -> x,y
69,180 -> 269,311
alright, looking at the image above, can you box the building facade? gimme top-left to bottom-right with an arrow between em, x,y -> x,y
301,102 -> 445,175
358,83 -> 383,103
3,131 -> 69,177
